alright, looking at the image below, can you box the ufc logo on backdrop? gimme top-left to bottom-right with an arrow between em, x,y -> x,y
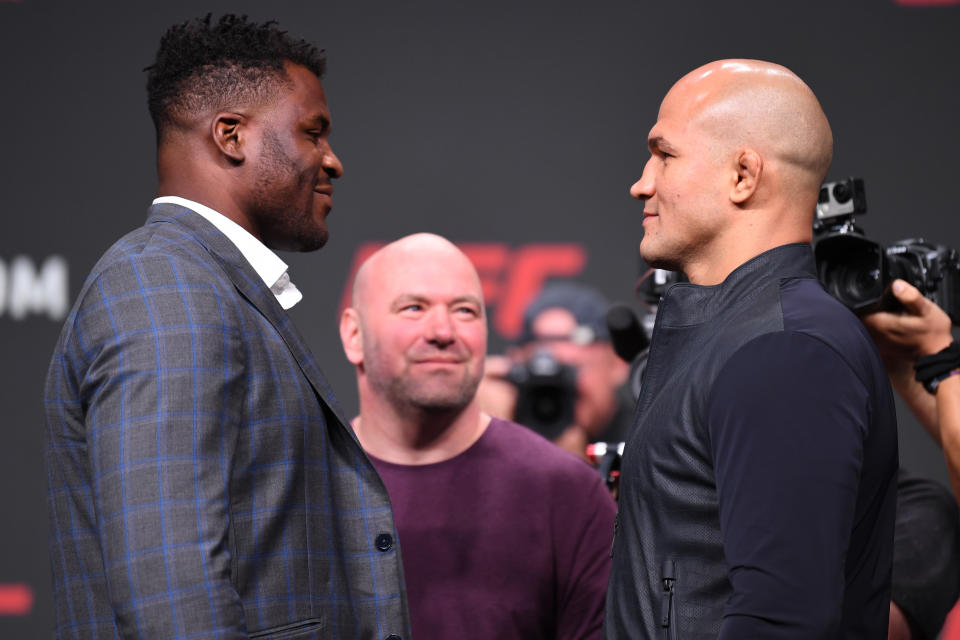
340,243 -> 587,340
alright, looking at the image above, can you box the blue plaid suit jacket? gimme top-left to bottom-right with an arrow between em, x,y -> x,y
44,204 -> 410,639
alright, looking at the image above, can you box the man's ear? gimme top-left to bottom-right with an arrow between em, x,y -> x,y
730,148 -> 762,204
340,308 -> 365,366
212,112 -> 247,163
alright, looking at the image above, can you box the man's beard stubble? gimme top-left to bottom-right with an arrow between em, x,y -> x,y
250,129 -> 328,252
384,370 -> 482,415
364,339 -> 482,416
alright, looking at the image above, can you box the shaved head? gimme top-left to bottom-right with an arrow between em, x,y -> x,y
342,232 -> 487,418
351,233 -> 483,312
672,59 -> 833,191
633,58 -> 834,284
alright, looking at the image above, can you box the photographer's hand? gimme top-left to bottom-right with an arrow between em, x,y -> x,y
862,279 -> 960,504
862,279 -> 953,361
862,279 -> 953,445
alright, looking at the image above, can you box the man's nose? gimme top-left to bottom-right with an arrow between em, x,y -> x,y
425,309 -> 455,345
629,157 -> 656,201
323,144 -> 344,179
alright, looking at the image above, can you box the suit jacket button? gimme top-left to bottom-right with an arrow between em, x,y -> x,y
375,533 -> 394,551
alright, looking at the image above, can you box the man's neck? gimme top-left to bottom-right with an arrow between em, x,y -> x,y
687,225 -> 811,285
353,399 -> 491,465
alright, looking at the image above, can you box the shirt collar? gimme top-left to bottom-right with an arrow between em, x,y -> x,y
152,196 -> 302,309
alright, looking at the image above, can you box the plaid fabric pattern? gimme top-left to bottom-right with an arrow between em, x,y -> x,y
45,205 -> 410,639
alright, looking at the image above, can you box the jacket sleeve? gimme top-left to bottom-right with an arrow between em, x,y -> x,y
706,331 -> 868,638
76,255 -> 248,638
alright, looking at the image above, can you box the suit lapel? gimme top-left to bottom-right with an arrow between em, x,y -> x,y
146,203 -> 354,431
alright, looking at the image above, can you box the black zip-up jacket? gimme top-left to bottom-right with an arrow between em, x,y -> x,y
604,244 -> 898,639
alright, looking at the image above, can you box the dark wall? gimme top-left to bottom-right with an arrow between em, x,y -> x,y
2,0 -> 958,634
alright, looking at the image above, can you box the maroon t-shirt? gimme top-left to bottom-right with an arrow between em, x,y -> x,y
369,418 -> 616,640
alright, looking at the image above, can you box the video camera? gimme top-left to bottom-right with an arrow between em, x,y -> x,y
507,350 -> 577,441
813,177 -> 960,322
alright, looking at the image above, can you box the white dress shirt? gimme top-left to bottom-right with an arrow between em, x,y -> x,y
153,196 -> 303,309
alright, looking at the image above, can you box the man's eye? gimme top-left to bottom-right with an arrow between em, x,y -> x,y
400,304 -> 423,312
454,306 -> 479,317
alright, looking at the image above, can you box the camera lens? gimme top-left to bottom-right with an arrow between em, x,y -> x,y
832,182 -> 852,204
816,233 -> 886,312
822,254 -> 882,307
532,393 -> 566,423
838,264 -> 882,304
510,351 -> 578,441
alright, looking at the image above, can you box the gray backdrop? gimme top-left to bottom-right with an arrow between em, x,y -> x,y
2,0 -> 959,635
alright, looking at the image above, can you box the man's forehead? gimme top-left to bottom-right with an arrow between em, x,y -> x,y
357,234 -> 483,306
283,62 -> 330,115
659,79 -> 713,120
370,259 -> 483,306
646,110 -> 688,153
391,290 -> 483,306
647,82 -> 720,149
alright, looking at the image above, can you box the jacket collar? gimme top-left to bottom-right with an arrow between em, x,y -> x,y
658,243 -> 817,327
145,202 -> 352,427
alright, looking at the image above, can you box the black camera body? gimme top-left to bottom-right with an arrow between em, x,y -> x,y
813,177 -> 960,323
507,350 -> 577,441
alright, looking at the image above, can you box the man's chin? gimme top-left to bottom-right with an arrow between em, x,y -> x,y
393,377 -> 480,414
303,230 -> 329,251
266,226 -> 328,253
410,398 -> 471,414
639,245 -> 681,273
298,219 -> 329,251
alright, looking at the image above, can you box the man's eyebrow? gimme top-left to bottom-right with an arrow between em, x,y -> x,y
391,293 -> 483,308
392,293 -> 428,307
648,135 -> 677,154
308,114 -> 331,132
451,295 -> 483,308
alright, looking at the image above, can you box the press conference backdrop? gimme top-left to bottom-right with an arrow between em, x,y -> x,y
2,0 -> 959,635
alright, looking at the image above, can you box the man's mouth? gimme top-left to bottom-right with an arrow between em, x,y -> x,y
414,357 -> 464,364
313,189 -> 333,214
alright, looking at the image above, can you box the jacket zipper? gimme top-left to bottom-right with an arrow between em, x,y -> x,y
660,559 -> 676,637
609,513 -> 619,558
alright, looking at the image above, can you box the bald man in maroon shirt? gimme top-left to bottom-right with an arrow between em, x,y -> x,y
339,233 -> 617,640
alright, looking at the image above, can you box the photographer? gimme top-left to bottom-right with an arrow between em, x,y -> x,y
862,279 -> 960,640
477,282 -> 633,457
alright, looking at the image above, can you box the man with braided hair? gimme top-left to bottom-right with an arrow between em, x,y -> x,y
44,15 -> 410,638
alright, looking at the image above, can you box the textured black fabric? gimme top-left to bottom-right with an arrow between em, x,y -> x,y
604,243 -> 898,639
